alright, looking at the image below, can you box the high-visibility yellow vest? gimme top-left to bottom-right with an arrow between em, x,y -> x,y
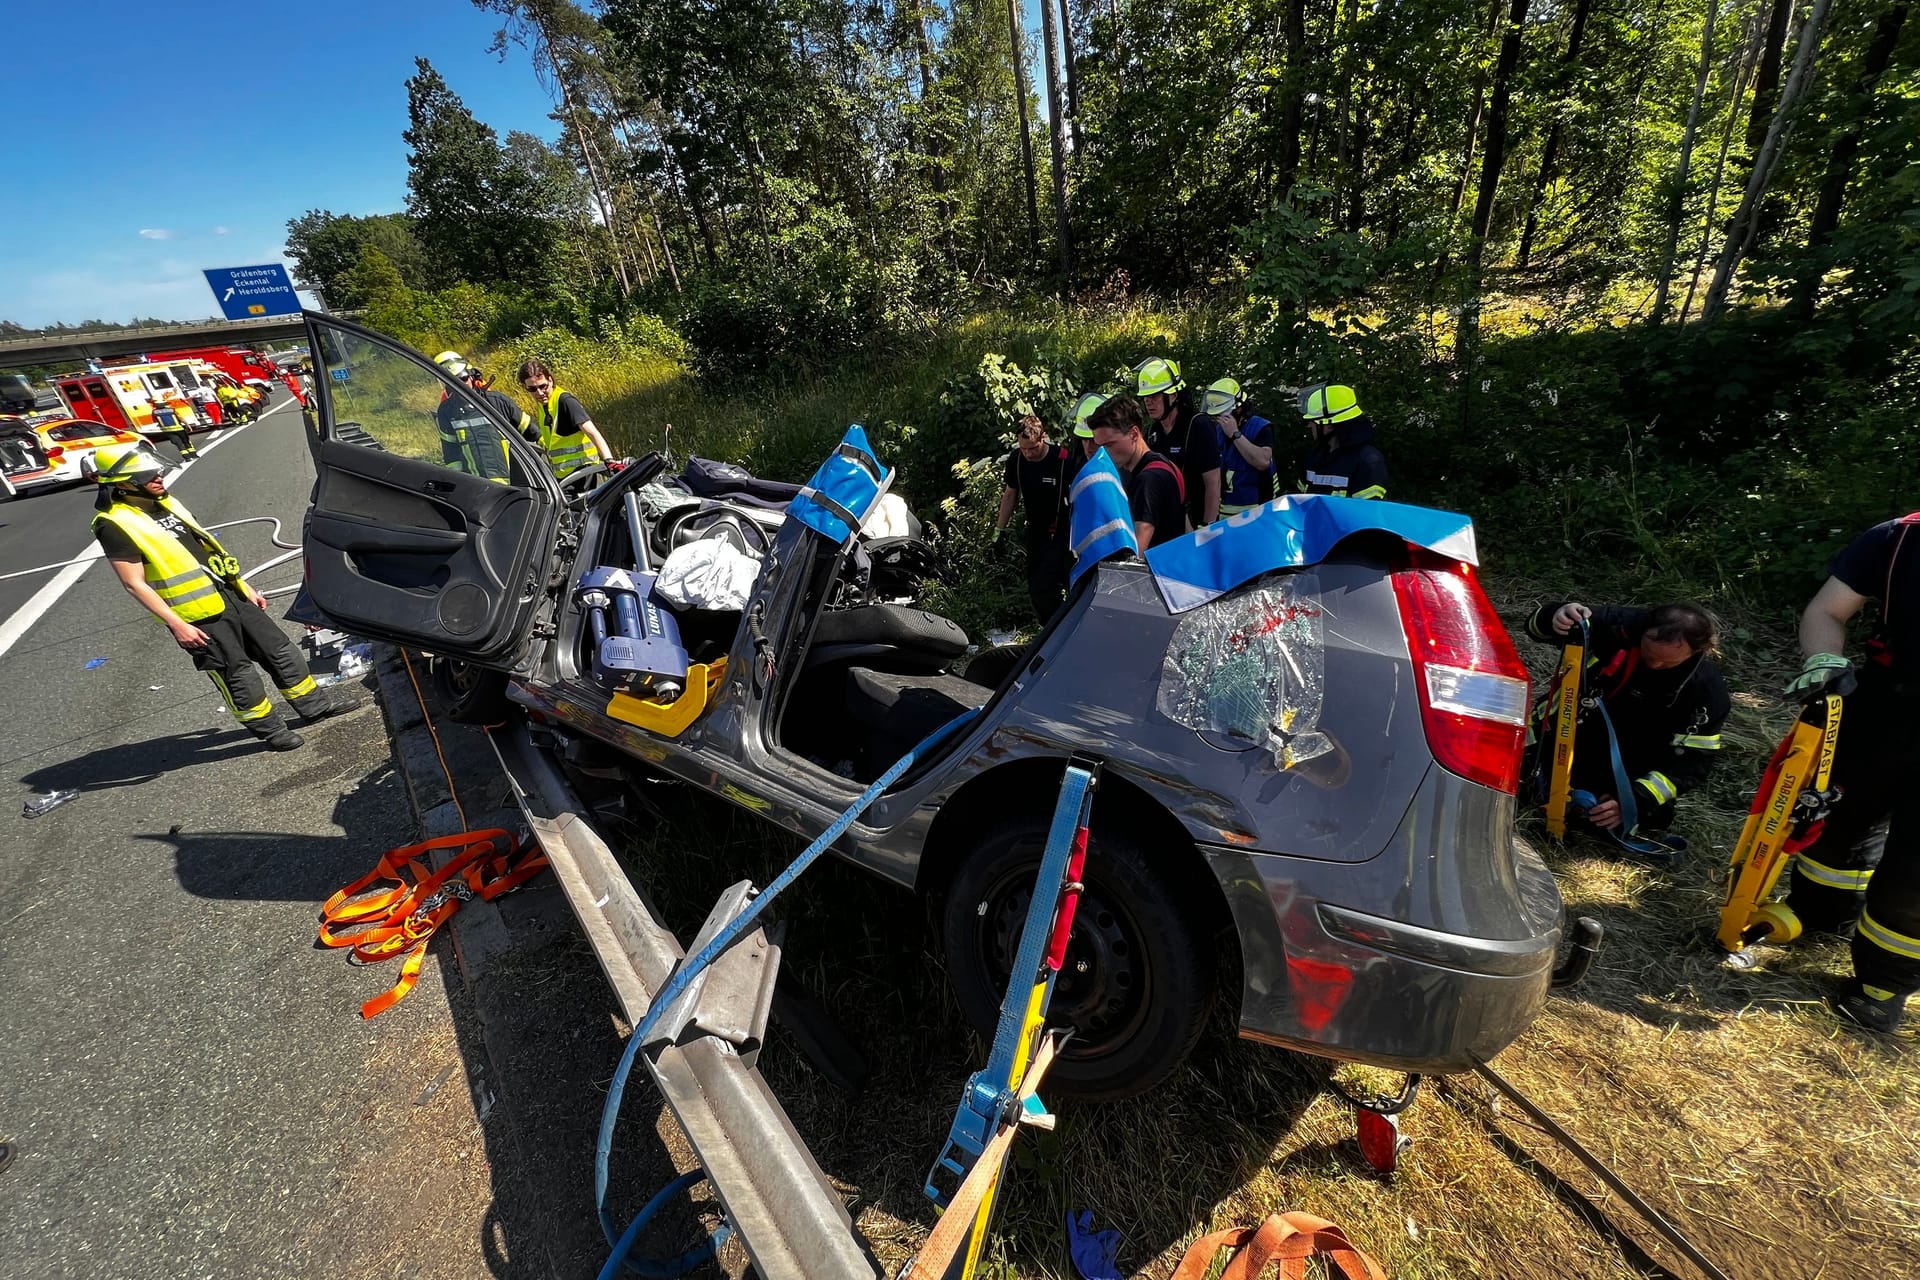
93,495 -> 246,623
539,385 -> 602,477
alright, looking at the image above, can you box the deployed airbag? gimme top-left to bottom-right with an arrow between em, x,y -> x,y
655,538 -> 764,612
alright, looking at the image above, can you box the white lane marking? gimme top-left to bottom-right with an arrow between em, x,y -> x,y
0,546 -> 103,661
0,397 -> 303,662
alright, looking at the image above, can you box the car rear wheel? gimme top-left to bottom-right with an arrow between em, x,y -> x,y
940,813 -> 1214,1101
430,656 -> 514,724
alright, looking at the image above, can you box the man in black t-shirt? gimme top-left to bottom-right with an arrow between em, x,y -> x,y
1088,395 -> 1186,549
994,415 -> 1073,620
1784,513 -> 1920,1033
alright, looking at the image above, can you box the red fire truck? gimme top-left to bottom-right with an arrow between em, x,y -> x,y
142,346 -> 301,401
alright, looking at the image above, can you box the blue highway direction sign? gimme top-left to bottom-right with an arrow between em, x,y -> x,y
204,264 -> 301,320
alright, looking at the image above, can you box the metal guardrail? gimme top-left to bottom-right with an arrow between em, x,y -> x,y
487,721 -> 880,1280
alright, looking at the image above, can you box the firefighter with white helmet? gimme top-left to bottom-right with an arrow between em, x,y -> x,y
83,443 -> 352,751
1204,377 -> 1276,518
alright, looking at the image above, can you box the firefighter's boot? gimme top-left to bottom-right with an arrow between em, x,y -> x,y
1832,981 -> 1908,1033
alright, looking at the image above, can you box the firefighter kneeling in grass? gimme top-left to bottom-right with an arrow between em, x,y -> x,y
1525,600 -> 1729,847
85,444 -> 353,752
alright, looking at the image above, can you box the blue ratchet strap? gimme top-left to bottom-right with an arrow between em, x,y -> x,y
596,707 -> 982,1276
1551,620 -> 1685,859
925,761 -> 1097,1206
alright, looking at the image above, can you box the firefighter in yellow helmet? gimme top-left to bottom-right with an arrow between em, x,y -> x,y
1297,383 -> 1388,500
84,443 -> 352,751
1133,356 -> 1221,527
517,358 -> 612,480
433,351 -> 529,483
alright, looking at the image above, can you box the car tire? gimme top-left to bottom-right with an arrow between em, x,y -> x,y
940,811 -> 1215,1101
430,656 -> 514,725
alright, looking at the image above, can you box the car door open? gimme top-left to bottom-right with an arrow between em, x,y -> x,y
300,312 -> 561,671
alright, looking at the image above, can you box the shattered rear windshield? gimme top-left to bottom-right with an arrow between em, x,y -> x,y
1157,571 -> 1330,769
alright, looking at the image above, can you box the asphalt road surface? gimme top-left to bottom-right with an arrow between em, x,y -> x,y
0,398 -> 511,1278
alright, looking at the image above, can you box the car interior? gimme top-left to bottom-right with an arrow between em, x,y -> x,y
575,454 -> 1008,782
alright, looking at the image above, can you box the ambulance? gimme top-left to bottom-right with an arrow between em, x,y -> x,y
55,360 -> 223,438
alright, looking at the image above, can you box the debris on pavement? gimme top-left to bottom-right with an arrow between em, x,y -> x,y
335,643 -> 372,680
22,789 -> 79,818
84,657 -> 108,670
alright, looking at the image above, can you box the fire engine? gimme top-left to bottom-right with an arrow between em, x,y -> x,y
139,346 -> 302,402
54,360 -> 243,437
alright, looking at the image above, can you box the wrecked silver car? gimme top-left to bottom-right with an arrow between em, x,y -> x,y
295,313 -> 1565,1099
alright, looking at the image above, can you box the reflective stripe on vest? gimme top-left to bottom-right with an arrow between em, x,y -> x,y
93,496 -> 236,622
539,385 -> 601,478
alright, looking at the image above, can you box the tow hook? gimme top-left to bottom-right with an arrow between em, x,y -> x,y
1551,917 -> 1605,988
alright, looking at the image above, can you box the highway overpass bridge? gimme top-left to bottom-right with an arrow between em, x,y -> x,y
0,313 -> 319,370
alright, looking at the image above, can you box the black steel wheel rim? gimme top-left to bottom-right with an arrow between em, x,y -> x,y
972,843 -> 1149,1061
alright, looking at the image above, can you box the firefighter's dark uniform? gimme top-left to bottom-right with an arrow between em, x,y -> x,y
1525,602 -> 1731,832
1787,516 -> 1920,1002
1300,416 -> 1388,500
435,387 -> 529,482
94,489 -> 332,742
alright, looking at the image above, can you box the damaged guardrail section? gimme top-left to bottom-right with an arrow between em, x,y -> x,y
488,722 -> 879,1280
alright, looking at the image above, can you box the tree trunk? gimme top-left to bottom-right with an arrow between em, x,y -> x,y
1275,0 -> 1306,202
1007,0 -> 1042,264
1651,0 -> 1720,322
1057,0 -> 1081,151
550,57 -> 632,296
1515,0 -> 1594,268
1382,87 -> 1425,242
1682,0 -> 1770,321
1745,0 -> 1794,154
1448,0 -> 1508,221
1456,0 -> 1533,361
1040,0 -> 1075,286
915,5 -> 956,264
1703,0 -> 1833,321
1789,0 -> 1909,319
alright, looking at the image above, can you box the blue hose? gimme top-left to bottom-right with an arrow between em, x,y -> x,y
596,707 -> 982,1275
596,1170 -> 730,1280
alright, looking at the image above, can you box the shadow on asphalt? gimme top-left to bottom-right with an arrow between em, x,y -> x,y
20,726 -> 257,794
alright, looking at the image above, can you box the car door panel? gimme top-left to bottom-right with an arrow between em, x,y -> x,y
300,312 -> 560,670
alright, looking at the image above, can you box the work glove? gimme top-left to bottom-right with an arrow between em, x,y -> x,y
1784,652 -> 1855,703
1066,1210 -> 1123,1280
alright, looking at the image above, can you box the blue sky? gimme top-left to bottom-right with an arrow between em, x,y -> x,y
0,1 -> 561,327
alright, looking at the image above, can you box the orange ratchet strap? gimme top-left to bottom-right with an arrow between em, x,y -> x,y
1171,1211 -> 1388,1280
318,828 -> 548,1018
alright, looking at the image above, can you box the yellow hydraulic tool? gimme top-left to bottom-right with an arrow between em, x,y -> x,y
1717,694 -> 1843,954
1543,627 -> 1586,841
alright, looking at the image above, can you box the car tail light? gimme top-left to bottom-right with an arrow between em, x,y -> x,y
44,446 -> 64,462
1391,550 -> 1530,794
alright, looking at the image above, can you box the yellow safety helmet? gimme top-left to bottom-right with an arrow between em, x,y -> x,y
1069,392 -> 1108,439
83,441 -> 166,486
434,350 -> 473,379
1133,357 -> 1184,398
1298,383 -> 1362,425
1202,377 -> 1247,418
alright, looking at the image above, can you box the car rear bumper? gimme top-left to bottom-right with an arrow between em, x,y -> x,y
1203,770 -> 1564,1073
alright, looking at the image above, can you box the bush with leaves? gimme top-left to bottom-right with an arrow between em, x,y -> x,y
918,454 -> 1033,643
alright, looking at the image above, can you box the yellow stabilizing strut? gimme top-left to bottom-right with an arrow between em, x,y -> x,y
1716,694 -> 1842,953
1544,634 -> 1585,841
